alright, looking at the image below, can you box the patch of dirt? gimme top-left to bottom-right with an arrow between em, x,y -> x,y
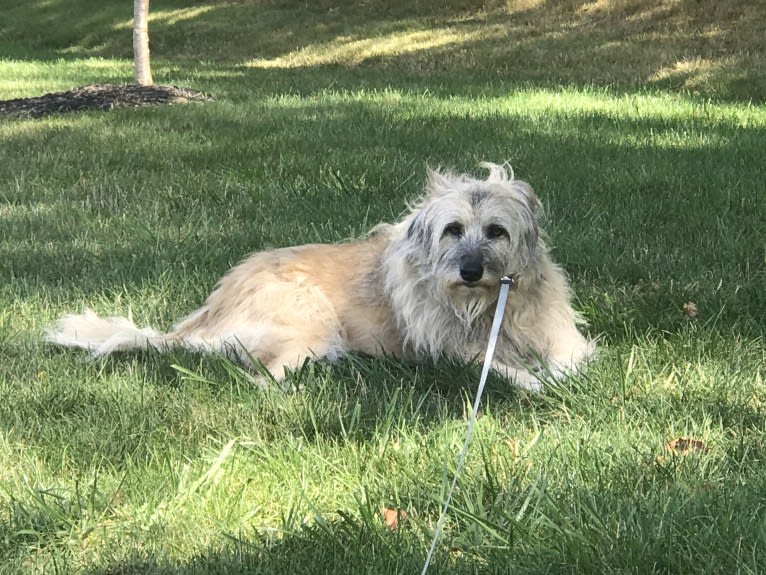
0,83 -> 210,120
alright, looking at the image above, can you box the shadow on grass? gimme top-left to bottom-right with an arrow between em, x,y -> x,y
2,0 -> 764,102
10,341 -> 531,465
105,347 -> 533,436
25,339 -> 766,466
75,463 -> 766,575
81,519 -> 439,575
3,92 -> 764,339
6,342 -> 766,572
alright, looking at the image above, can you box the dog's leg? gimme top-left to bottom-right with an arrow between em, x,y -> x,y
507,263 -> 596,383
539,324 -> 596,381
171,316 -> 345,382
259,330 -> 344,380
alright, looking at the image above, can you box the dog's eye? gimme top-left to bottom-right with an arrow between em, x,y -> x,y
442,222 -> 464,238
486,224 -> 509,240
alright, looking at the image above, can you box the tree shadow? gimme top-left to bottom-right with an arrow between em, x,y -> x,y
3,93 -> 764,342
75,427 -> 766,574
150,0 -> 766,102
2,0 -> 764,102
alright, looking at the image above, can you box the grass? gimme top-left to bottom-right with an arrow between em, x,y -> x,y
2,0 -> 766,573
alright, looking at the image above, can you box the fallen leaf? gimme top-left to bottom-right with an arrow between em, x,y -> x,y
666,437 -> 708,455
682,302 -> 698,318
381,507 -> 408,529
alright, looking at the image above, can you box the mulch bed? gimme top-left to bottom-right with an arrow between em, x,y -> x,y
0,83 -> 209,119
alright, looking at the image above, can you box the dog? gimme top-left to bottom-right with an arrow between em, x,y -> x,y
45,163 -> 594,391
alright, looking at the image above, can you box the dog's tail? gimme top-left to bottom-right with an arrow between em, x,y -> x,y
44,309 -> 174,356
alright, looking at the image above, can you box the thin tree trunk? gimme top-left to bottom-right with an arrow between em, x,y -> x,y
133,0 -> 153,85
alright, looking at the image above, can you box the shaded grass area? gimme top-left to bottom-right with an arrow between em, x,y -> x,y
1,0 -> 766,573
3,343 -> 766,573
2,0 -> 765,101
3,90 -> 764,335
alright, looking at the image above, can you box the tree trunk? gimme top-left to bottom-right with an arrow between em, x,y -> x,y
133,0 -> 153,85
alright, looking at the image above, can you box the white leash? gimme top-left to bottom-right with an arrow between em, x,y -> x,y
420,275 -> 514,575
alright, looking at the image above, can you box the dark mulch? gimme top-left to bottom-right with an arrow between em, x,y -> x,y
0,83 -> 210,119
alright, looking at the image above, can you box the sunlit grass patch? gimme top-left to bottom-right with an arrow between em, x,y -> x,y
0,58 -> 131,99
246,26 -> 490,69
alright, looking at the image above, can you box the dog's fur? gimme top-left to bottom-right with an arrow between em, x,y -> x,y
45,163 -> 594,390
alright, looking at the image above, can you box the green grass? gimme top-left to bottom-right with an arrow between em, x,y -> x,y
2,0 -> 766,573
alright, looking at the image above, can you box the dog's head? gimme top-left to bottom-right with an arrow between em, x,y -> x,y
400,163 -> 543,315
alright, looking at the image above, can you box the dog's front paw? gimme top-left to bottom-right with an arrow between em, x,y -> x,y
491,361 -> 543,392
513,374 -> 543,393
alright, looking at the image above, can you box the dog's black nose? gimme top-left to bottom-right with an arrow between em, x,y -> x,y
460,261 -> 484,283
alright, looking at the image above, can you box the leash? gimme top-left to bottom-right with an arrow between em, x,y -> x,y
420,275 -> 514,575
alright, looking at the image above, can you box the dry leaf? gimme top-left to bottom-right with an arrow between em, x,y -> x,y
666,437 -> 708,455
682,302 -> 698,318
381,507 -> 408,529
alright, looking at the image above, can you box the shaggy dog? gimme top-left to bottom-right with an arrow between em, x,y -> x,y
45,163 -> 594,390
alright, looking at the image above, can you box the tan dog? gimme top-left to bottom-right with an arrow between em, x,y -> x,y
46,164 -> 594,390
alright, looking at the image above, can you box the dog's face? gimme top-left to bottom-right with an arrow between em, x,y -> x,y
402,165 -> 542,320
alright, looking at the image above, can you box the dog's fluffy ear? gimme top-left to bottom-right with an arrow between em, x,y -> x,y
486,171 -> 544,265
509,180 -> 544,221
425,167 -> 455,197
479,162 -> 542,216
513,181 -> 545,268
506,179 -> 543,256
406,209 -> 431,246
480,161 -> 514,183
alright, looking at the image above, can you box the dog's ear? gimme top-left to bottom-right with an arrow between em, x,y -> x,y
425,167 -> 456,198
510,180 -> 544,222
406,209 -> 432,246
481,163 -> 543,220
505,180 -> 543,265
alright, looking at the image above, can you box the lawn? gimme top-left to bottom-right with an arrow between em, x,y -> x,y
1,0 -> 765,573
